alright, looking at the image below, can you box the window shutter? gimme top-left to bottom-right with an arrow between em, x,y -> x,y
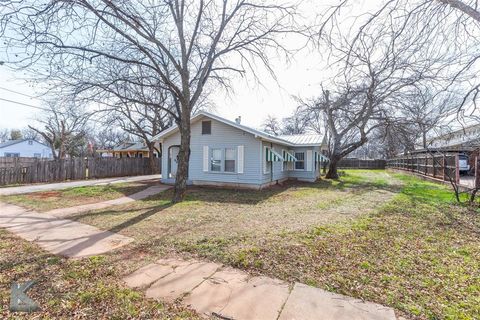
237,145 -> 244,174
263,146 -> 268,174
281,149 -> 285,172
288,150 -> 294,171
306,150 -> 313,171
203,146 -> 209,172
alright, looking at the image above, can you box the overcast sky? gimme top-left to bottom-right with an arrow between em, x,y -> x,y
0,0 -> 477,133
0,0 -> 344,132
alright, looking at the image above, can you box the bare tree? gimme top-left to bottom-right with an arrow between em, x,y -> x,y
0,129 -> 8,142
92,128 -> 132,151
109,100 -> 174,173
318,0 -> 480,115
21,127 -> 40,140
29,103 -> 90,160
303,7 -> 443,178
262,115 -> 281,136
281,106 -> 310,135
1,1 -> 301,202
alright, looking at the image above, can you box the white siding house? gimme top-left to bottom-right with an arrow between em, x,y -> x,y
153,111 -> 328,189
0,139 -> 53,158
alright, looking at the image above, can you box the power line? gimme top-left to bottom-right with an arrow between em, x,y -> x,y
0,97 -> 108,125
0,97 -> 49,111
0,86 -> 41,100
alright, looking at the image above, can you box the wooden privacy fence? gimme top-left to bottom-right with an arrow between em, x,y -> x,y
387,154 -> 459,184
0,157 -> 42,168
0,157 -> 160,186
338,159 -> 386,169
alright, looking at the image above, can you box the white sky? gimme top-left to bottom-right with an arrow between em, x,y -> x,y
0,68 -> 44,129
0,0 -> 478,133
0,0 -> 335,131
0,50 -> 325,130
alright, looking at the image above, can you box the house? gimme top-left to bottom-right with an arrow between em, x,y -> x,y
0,139 -> 52,158
96,141 -> 160,158
427,123 -> 480,149
153,111 -> 329,189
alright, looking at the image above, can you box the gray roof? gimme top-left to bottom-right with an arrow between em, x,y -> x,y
277,134 -> 324,146
0,139 -> 49,149
153,111 -> 325,147
113,142 -> 149,152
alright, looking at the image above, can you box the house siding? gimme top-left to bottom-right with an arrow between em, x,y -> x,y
159,114 -> 324,188
282,146 -> 321,182
0,140 -> 52,158
161,116 -> 264,186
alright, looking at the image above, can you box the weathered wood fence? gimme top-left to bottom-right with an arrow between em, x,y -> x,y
0,157 -> 160,186
387,154 -> 459,184
338,159 -> 386,169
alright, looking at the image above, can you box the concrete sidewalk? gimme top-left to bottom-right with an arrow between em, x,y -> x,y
0,174 -> 161,196
124,258 -> 398,320
44,185 -> 171,218
0,202 -> 133,258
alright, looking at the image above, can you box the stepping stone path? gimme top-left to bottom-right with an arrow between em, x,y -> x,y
124,258 -> 398,320
45,185 -> 171,218
0,202 -> 133,258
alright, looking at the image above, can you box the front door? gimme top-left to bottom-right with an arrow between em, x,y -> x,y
169,146 -> 180,178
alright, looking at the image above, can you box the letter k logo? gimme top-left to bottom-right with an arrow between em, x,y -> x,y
10,280 -> 40,312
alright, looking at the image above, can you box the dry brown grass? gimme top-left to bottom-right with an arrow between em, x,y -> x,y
0,181 -> 155,212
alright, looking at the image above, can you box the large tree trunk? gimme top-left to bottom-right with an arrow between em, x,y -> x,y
325,155 -> 340,179
173,115 -> 191,203
147,142 -> 159,174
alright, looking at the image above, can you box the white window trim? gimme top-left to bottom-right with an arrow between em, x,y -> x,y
263,145 -> 271,174
237,145 -> 244,174
207,147 -> 239,174
294,151 -> 305,171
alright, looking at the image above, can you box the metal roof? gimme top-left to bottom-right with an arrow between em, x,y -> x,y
152,111 -> 325,147
113,142 -> 149,152
277,134 -> 324,146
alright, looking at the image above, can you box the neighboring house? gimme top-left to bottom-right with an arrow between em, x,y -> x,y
427,123 -> 480,149
97,141 -> 160,158
153,111 -> 329,189
0,139 -> 53,158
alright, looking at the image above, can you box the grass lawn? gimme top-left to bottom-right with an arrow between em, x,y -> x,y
0,229 -> 200,319
68,170 -> 479,320
1,170 -> 479,319
0,181 -> 154,212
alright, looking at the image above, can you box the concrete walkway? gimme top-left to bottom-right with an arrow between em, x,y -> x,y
44,185 -> 171,218
124,258 -> 397,320
0,202 -> 133,258
0,174 -> 161,196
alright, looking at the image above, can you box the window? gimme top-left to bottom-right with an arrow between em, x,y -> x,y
211,148 -> 222,171
4,153 -> 20,158
33,153 -> 41,158
202,121 -> 211,134
295,152 -> 305,170
225,148 -> 235,172
28,140 -> 33,145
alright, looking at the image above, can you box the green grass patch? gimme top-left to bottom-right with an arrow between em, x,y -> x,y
0,182 -> 151,212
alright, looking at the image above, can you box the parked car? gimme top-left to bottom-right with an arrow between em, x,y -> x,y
458,153 -> 470,173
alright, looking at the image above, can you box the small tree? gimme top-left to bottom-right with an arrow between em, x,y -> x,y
9,129 -> 22,140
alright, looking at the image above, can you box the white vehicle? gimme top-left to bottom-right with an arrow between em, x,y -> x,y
458,154 -> 470,173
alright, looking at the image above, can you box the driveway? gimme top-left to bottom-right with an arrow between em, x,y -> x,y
0,174 -> 162,195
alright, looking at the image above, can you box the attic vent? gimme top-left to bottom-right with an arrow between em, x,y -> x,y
235,116 -> 241,124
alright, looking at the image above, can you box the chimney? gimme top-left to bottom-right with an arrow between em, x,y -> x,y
235,116 -> 242,124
